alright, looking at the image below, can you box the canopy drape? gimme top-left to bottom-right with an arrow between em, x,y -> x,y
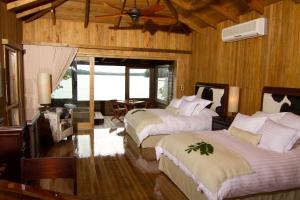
24,44 -> 78,119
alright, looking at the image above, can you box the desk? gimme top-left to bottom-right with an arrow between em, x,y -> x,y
116,100 -> 145,111
0,179 -> 80,200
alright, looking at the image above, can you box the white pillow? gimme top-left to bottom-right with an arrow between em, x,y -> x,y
194,108 -> 218,117
179,99 -> 200,116
191,99 -> 212,116
229,113 -> 267,133
183,95 -> 196,101
258,119 -> 300,153
277,112 -> 300,130
169,98 -> 182,108
252,111 -> 286,122
165,106 -> 180,115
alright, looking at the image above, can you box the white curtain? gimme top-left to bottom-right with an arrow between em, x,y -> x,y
24,44 -> 78,120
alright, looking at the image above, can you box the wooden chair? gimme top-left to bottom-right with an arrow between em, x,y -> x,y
0,163 -> 7,178
21,157 -> 77,195
110,100 -> 128,122
145,100 -> 153,109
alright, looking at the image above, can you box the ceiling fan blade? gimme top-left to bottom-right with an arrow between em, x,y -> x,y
95,13 -> 128,18
140,14 -> 176,21
109,25 -> 143,30
140,4 -> 165,15
100,2 -> 122,11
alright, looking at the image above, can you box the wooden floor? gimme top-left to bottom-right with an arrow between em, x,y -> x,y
44,117 -> 188,200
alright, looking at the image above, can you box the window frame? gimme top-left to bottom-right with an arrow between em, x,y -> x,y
155,65 -> 172,105
52,58 -> 173,105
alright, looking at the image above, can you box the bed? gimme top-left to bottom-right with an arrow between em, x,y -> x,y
124,82 -> 229,148
156,86 -> 300,200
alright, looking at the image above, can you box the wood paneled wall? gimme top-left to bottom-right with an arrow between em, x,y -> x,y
191,0 -> 300,115
23,18 -> 192,51
0,2 -> 23,123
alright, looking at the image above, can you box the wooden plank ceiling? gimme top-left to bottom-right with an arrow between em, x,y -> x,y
3,0 -> 295,34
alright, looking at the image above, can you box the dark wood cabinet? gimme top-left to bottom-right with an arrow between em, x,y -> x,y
0,124 -> 27,181
212,116 -> 233,131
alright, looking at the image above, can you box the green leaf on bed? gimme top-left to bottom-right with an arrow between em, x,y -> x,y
131,109 -> 146,115
185,142 -> 214,156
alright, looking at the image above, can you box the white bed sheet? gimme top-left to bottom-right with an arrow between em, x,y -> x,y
156,130 -> 300,200
124,109 -> 212,144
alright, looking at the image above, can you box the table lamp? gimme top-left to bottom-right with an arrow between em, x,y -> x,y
37,73 -> 52,111
228,86 -> 240,118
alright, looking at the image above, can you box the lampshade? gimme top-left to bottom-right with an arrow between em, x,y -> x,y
228,86 -> 240,113
37,73 -> 52,105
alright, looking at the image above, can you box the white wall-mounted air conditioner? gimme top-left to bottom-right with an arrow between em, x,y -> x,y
222,18 -> 267,42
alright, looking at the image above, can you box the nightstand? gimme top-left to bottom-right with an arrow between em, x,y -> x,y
212,116 -> 233,131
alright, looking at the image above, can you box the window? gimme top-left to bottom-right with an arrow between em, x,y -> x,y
52,68 -> 73,99
77,63 -> 90,101
129,68 -> 150,99
156,67 -> 169,103
51,57 -> 174,105
94,65 -> 125,100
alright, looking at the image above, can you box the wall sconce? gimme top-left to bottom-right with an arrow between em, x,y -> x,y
37,73 -> 52,110
228,86 -> 240,118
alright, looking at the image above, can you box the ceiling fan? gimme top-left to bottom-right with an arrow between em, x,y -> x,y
109,20 -> 191,35
95,0 -> 176,24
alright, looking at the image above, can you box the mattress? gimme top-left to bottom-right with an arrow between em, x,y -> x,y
126,123 -> 169,148
159,156 -> 300,200
156,131 -> 300,200
125,108 -> 213,147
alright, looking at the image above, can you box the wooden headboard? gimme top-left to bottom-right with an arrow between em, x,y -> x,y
195,82 -> 229,117
261,87 -> 300,115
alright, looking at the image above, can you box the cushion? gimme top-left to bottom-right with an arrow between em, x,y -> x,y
193,108 -> 219,117
229,113 -> 267,133
191,98 -> 212,116
169,98 -> 182,108
258,119 -> 300,153
183,95 -> 196,101
165,106 -> 180,115
229,126 -> 262,145
210,88 -> 225,112
179,99 -> 201,116
252,111 -> 286,122
277,112 -> 300,130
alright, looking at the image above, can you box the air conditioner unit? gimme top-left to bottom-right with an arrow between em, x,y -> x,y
222,18 -> 267,42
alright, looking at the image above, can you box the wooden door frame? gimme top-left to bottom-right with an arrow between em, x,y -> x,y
3,45 -> 23,125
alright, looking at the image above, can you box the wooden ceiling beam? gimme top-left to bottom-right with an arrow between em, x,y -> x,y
241,0 -> 264,14
51,8 -> 56,25
84,0 -> 90,28
171,0 -> 209,11
190,12 -> 217,29
163,0 -> 178,22
209,4 -> 239,23
25,8 -> 49,23
7,0 -> 42,10
16,2 -> 51,18
171,0 -> 216,29
25,0 -> 68,23
114,0 -> 126,28
178,14 -> 203,32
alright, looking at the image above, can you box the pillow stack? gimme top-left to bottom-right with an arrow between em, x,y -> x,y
166,95 -> 212,117
229,112 -> 300,153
